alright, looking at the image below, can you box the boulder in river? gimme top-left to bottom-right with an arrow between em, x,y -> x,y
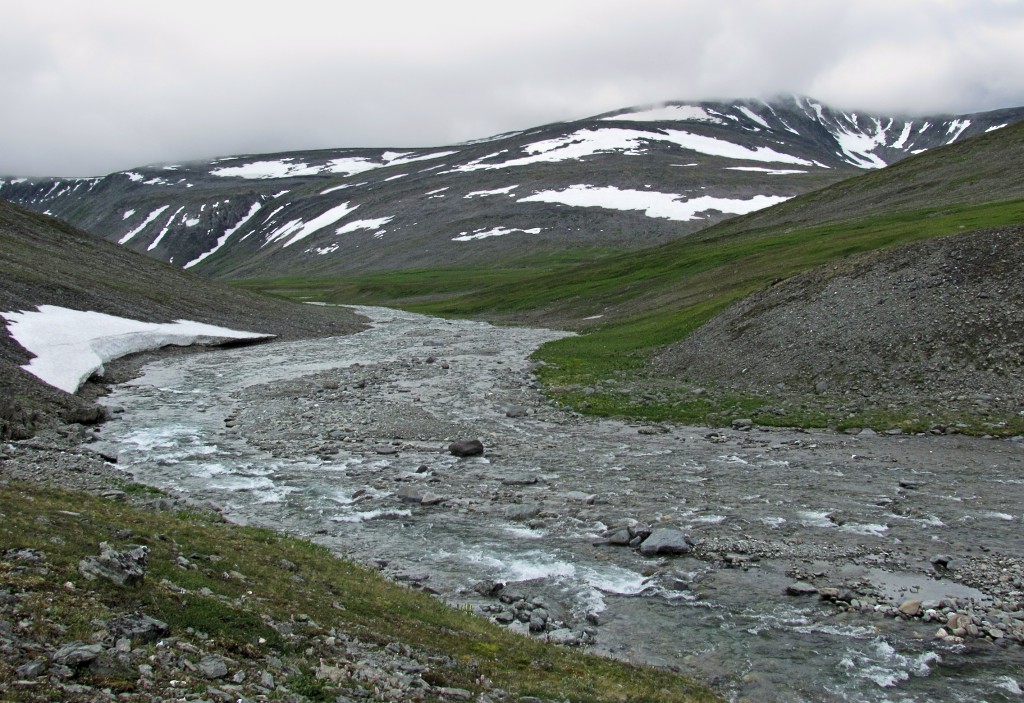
449,439 -> 484,457
638,528 -> 691,556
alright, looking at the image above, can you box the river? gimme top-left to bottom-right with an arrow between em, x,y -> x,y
96,306 -> 1024,702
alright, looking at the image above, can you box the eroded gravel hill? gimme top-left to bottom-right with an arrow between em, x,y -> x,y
654,226 -> 1024,426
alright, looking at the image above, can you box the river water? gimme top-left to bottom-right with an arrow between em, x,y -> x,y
97,306 -> 1024,702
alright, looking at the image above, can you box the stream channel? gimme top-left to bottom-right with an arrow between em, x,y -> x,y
96,306 -> 1024,702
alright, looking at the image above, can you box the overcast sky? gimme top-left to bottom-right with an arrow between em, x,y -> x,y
3,0 -> 1024,177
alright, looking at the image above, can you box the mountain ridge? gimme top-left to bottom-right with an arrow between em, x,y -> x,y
4,95 -> 1021,280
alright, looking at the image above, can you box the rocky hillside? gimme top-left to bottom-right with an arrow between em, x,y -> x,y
3,96 -> 1021,279
654,225 -> 1024,430
0,199 -> 365,439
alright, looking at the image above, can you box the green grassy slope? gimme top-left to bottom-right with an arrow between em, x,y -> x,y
0,481 -> 721,702
239,123 -> 1024,432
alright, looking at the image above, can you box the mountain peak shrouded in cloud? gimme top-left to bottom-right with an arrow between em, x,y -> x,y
1,1 -> 1023,177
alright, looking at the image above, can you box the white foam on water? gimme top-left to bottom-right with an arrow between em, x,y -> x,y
502,525 -> 545,539
331,508 -> 412,523
980,511 -> 1016,521
209,475 -> 275,492
690,514 -> 727,524
840,639 -> 942,690
839,522 -> 890,537
994,676 -> 1023,695
761,516 -> 787,528
799,510 -> 834,528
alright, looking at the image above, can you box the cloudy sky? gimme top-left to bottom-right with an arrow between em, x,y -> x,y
3,0 -> 1023,177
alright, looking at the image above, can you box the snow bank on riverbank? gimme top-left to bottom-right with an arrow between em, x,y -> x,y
1,305 -> 274,394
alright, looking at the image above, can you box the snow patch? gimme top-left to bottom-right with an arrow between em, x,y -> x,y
147,206 -> 184,252
464,185 -> 518,198
736,106 -> 770,129
891,122 -> 913,149
833,124 -> 889,169
122,209 -> 136,220
119,206 -> 169,244
452,226 -> 542,242
601,105 -> 726,124
986,123 -> 1008,133
1,305 -> 273,394
519,185 -> 790,221
265,202 -> 360,248
946,119 -> 971,143
185,202 -> 262,269
335,217 -> 393,235
725,167 -> 806,175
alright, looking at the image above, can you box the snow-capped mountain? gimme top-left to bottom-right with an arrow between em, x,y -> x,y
3,95 -> 1021,278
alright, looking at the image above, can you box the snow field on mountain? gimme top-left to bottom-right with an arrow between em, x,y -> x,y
519,185 -> 791,221
601,105 -> 725,123
453,127 -> 816,172
209,150 -> 458,179
0,305 -> 273,394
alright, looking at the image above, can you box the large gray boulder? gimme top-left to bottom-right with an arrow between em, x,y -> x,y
638,528 -> 691,556
449,439 -> 484,457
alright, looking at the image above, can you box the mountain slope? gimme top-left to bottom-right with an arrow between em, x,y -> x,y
3,96 -> 1021,280
365,120 -> 1024,434
0,199 -> 364,438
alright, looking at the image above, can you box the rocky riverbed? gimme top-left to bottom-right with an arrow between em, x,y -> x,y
90,306 -> 1024,703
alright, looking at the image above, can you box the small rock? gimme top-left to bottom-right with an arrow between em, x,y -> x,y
898,599 -> 923,617
449,439 -> 484,457
15,660 -> 48,678
786,582 -> 819,597
106,613 -> 169,644
198,655 -> 229,680
78,542 -> 149,587
52,642 -> 104,666
473,580 -> 505,597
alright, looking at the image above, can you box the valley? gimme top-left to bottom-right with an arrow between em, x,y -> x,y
86,306 -> 1024,703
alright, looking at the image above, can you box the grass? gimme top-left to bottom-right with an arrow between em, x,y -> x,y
0,481 -> 721,702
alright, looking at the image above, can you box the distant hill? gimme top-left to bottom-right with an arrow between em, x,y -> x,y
3,95 -> 1021,280
0,199 -> 364,438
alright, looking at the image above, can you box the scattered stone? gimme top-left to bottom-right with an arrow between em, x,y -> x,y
52,642 -> 104,666
501,473 -> 538,486
898,599 -> 923,617
198,655 -> 229,679
106,612 -> 170,644
15,660 -> 48,678
473,579 -> 505,597
78,542 -> 149,587
448,439 -> 484,457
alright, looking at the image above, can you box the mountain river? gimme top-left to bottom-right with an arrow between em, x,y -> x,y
96,306 -> 1024,703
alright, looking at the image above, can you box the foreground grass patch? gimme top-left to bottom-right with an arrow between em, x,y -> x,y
0,482 -> 721,702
